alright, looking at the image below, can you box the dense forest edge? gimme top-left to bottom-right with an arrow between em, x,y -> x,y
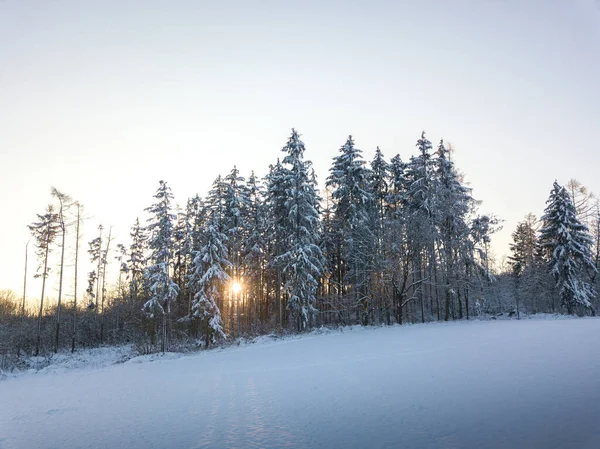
1,129 -> 598,372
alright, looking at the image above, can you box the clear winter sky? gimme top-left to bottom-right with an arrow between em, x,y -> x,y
1,0 -> 600,300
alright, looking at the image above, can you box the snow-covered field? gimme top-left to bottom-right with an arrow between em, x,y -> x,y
2,319 -> 600,449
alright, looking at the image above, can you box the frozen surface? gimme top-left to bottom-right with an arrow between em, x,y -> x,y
2,319 -> 600,449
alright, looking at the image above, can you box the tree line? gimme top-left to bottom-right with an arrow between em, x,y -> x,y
1,129 -> 597,363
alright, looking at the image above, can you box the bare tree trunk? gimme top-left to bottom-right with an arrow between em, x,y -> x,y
465,262 -> 470,321
100,228 -> 112,344
95,226 -> 103,309
161,310 -> 167,352
55,216 -> 66,353
36,241 -> 51,356
72,204 -> 81,353
277,270 -> 282,328
18,241 -> 29,358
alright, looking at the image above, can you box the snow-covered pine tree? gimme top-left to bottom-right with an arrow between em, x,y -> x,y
190,214 -> 229,346
369,147 -> 390,323
509,214 -> 539,278
143,180 -> 180,352
384,153 -> 409,324
265,159 -> 291,326
467,214 -> 500,316
433,139 -> 473,320
173,206 -> 188,303
402,132 -> 437,322
128,217 -> 147,303
183,195 -> 205,317
242,171 -> 267,324
222,166 -> 249,326
29,205 -> 60,356
204,175 -> 226,229
387,154 -> 407,218
508,213 -> 550,316
539,181 -> 597,315
405,132 -> 435,216
275,129 -> 325,331
370,147 -> 389,229
326,135 -> 376,324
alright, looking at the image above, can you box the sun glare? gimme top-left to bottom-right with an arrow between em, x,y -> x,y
232,281 -> 242,294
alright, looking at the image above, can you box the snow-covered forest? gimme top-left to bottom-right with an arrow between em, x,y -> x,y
1,129 -> 598,364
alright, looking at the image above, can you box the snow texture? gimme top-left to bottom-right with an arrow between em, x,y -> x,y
2,319 -> 600,449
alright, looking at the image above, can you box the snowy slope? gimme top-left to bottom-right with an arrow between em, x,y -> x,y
2,319 -> 600,449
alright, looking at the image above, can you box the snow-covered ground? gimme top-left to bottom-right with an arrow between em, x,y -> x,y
2,319 -> 600,449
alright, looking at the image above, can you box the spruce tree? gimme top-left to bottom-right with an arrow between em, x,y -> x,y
404,132 -> 436,323
508,214 -> 539,278
539,181 -> 596,315
275,129 -> 325,331
265,159 -> 290,326
433,140 -> 472,320
143,180 -> 180,351
190,215 -> 229,346
326,135 -> 375,323
128,217 -> 147,303
243,171 -> 267,324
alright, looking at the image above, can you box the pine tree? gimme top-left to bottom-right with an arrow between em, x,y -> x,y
509,213 -> 551,315
242,171 -> 267,325
182,195 -> 205,316
275,129 -> 325,331
369,147 -> 390,323
265,159 -> 290,326
29,205 -> 60,356
128,217 -> 147,303
403,131 -> 437,323
433,140 -> 473,320
384,154 -> 409,324
190,215 -> 229,346
370,147 -> 390,229
387,154 -> 407,217
326,135 -> 375,324
222,166 -> 249,321
143,180 -> 180,351
508,214 -> 539,278
539,181 -> 596,315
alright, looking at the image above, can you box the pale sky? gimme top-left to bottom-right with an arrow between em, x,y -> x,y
1,0 -> 600,299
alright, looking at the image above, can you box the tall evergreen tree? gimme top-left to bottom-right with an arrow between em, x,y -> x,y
143,180 -> 180,351
369,147 -> 390,323
182,195 -> 205,316
275,129 -> 325,331
433,140 -> 473,320
190,215 -> 229,346
509,213 -> 549,315
370,147 -> 390,229
326,135 -> 375,323
265,159 -> 290,326
404,132 -> 436,323
222,167 -> 249,309
508,214 -> 539,278
128,217 -> 147,303
242,171 -> 267,325
539,181 -> 596,315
